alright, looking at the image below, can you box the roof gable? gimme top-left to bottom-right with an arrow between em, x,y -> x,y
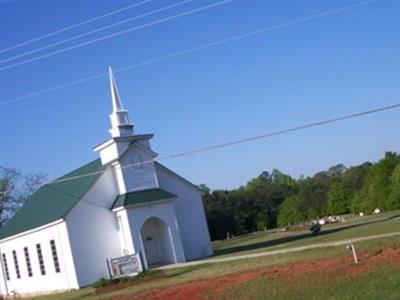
0,159 -> 105,241
155,162 -> 201,192
112,188 -> 177,209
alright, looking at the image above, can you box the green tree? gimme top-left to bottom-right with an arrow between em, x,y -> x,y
277,196 -> 302,226
203,190 -> 235,240
327,164 -> 346,177
203,151 -> 399,241
343,163 -> 371,192
348,163 -> 373,213
387,165 -> 400,210
198,183 -> 211,195
296,177 -> 329,219
326,180 -> 350,214
351,152 -> 399,212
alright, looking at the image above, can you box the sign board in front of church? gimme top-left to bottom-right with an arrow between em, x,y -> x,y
109,253 -> 143,278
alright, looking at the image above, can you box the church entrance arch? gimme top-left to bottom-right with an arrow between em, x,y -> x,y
141,217 -> 175,266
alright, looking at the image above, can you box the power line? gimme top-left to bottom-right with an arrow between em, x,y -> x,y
159,103 -> 400,159
0,0 -> 374,104
0,0 -> 231,71
45,184 -> 109,210
0,164 -> 110,209
0,0 -> 152,54
0,0 -> 192,64
43,102 -> 400,185
1,72 -> 108,105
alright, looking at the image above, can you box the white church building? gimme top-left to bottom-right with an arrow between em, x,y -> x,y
0,68 -> 213,297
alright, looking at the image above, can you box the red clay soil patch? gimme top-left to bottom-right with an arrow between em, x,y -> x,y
264,246 -> 400,283
109,270 -> 263,300
109,245 -> 400,300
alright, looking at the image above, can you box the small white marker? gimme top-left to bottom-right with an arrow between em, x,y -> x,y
346,243 -> 358,264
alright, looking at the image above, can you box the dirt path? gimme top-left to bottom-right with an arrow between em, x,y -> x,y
159,232 -> 400,270
109,244 -> 400,300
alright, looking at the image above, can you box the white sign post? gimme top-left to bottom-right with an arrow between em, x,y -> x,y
108,253 -> 143,279
346,243 -> 358,264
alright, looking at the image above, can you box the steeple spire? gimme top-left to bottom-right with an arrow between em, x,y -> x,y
109,66 -> 123,112
108,67 -> 134,138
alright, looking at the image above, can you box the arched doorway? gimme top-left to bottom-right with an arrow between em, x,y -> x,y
141,217 -> 175,266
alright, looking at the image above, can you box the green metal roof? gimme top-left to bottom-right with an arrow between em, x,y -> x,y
112,188 -> 177,209
0,159 -> 105,240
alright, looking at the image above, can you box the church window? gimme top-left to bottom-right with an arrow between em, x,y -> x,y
2,254 -> 10,280
50,240 -> 60,273
36,244 -> 46,275
24,247 -> 33,277
12,250 -> 20,279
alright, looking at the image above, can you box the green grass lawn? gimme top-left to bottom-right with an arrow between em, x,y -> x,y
213,211 -> 400,257
29,211 -> 400,300
217,262 -> 400,300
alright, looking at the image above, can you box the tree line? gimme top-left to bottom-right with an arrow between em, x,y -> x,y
202,152 -> 400,241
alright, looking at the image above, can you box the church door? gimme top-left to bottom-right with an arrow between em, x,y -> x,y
141,217 -> 175,266
143,233 -> 161,265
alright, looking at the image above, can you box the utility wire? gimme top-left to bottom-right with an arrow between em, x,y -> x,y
1,0 -> 374,104
40,102 -> 400,185
0,0 -> 152,54
45,184 -> 109,209
0,0 -> 192,64
0,165 -> 109,209
0,0 -> 231,71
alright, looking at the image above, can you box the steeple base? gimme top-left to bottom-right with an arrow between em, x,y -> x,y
109,124 -> 134,138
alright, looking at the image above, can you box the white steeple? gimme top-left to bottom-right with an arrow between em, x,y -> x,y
108,67 -> 134,138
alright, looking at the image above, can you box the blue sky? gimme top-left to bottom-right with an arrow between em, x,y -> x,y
0,0 -> 399,189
